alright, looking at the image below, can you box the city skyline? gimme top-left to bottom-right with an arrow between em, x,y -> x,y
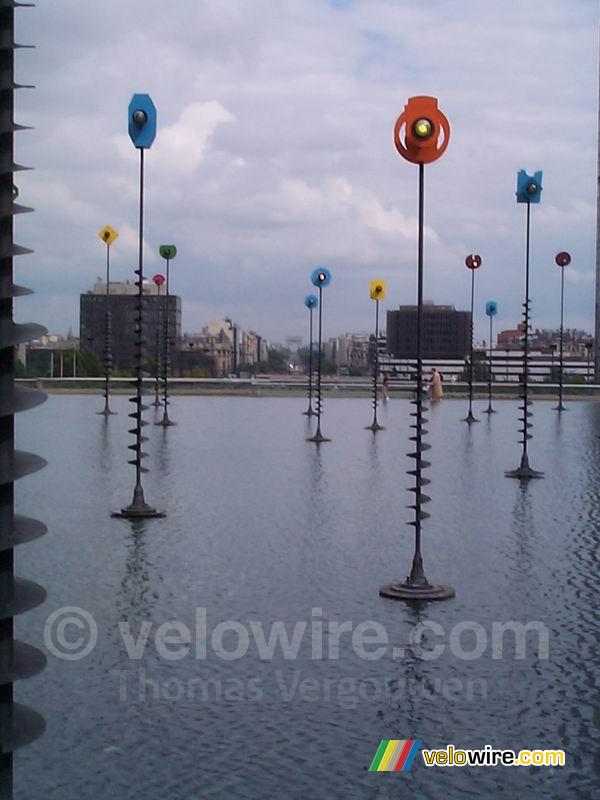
12,0 -> 598,344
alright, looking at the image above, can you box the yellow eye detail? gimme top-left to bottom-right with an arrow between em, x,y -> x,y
413,118 -> 433,139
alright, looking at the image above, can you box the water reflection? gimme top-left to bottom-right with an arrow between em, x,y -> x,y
97,416 -> 113,473
509,482 -> 535,578
116,519 -> 154,616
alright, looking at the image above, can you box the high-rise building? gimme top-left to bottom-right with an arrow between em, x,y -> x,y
386,303 -> 470,359
80,281 -> 181,371
328,333 -> 371,372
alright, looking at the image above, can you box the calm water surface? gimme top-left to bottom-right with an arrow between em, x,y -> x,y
13,394 -> 600,799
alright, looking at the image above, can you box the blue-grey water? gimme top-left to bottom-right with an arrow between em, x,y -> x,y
14,394 -> 600,798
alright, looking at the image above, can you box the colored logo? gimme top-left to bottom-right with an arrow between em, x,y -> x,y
369,740 -> 422,772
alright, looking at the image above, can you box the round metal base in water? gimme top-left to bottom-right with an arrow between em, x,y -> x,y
379,582 -> 455,601
505,466 -> 544,479
155,418 -> 176,427
505,452 -> 543,479
112,505 -> 166,519
463,412 -> 479,424
365,421 -> 385,432
307,432 -> 331,443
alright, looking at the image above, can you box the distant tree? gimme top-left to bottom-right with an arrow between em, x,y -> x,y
266,348 -> 290,373
460,352 -> 489,381
144,354 -> 158,375
77,348 -> 103,377
545,365 -> 561,384
297,347 -> 310,370
112,367 -> 133,378
186,366 -> 214,378
296,347 -> 338,374
237,361 -> 259,375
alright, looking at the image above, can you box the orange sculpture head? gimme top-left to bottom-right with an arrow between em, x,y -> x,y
394,96 -> 450,165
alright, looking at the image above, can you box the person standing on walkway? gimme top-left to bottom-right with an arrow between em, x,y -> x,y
428,367 -> 443,400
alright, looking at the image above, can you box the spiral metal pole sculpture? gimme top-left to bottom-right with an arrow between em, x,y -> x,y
302,294 -> 317,416
553,252 -> 570,412
157,245 -> 176,427
151,273 -> 164,408
483,300 -> 498,414
506,170 -> 543,480
97,226 -> 118,416
366,280 -> 385,432
380,95 -> 454,601
307,269 -> 331,444
463,254 -> 482,424
113,95 -> 164,518
0,2 -> 48,793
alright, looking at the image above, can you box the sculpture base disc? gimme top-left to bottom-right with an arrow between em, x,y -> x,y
112,506 -> 166,519
155,419 -> 176,427
505,466 -> 544,479
302,408 -> 316,416
483,407 -> 497,414
307,433 -> 331,443
379,582 -> 455,602
365,421 -> 385,432
96,409 -> 117,416
463,412 -> 479,424
553,404 -> 567,412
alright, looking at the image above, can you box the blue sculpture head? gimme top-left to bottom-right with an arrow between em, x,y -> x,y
485,300 -> 498,317
516,170 -> 542,203
311,267 -> 332,288
128,94 -> 157,149
304,294 -> 318,310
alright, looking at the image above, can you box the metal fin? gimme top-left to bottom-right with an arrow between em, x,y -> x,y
0,703 -> 46,754
0,450 -> 47,484
0,514 -> 46,552
0,640 -> 46,684
0,576 -> 47,619
0,385 -> 46,417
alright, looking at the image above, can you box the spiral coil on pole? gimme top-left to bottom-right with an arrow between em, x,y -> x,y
159,289 -> 172,425
153,306 -> 161,407
506,200 -> 543,479
0,2 -> 48,792
380,158 -> 454,600
113,139 -> 164,517
307,278 -> 331,443
128,259 -> 149,476
366,301 -> 384,432
407,364 -> 431,534
101,307 -> 113,410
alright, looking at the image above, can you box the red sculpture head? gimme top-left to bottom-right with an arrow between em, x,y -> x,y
394,96 -> 450,165
465,255 -> 482,270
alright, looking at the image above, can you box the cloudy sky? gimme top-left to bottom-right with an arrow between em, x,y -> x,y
13,0 -> 599,344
